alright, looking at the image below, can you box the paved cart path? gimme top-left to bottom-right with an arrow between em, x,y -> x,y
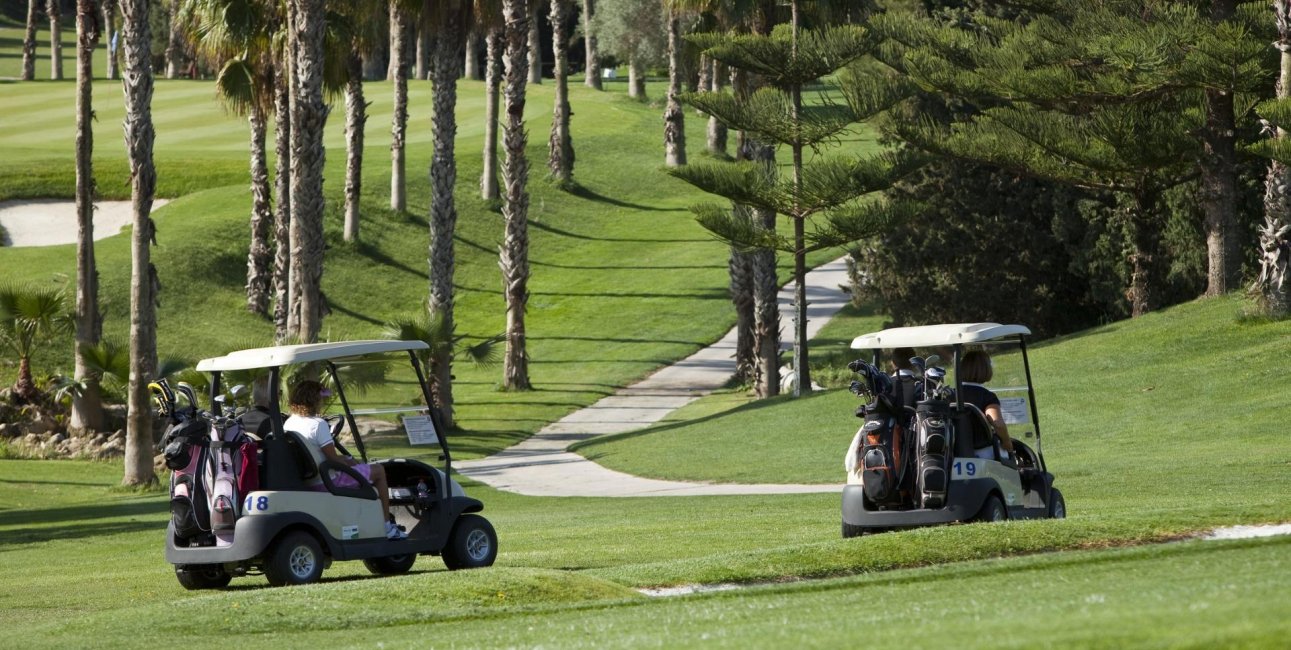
455,257 -> 852,497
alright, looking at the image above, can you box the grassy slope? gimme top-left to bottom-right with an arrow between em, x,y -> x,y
0,41 -> 857,460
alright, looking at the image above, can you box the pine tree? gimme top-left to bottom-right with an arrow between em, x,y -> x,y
671,18 -> 919,396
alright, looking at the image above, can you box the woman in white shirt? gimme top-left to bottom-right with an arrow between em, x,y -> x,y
284,380 -> 407,540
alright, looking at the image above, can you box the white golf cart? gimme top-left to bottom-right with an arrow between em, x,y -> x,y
163,340 -> 497,588
841,323 -> 1064,537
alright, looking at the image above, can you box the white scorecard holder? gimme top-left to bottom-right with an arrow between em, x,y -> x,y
998,397 -> 1030,426
402,415 -> 439,446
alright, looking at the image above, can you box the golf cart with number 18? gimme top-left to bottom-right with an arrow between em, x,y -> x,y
161,340 -> 497,588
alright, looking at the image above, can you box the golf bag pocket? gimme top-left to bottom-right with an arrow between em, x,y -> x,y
860,419 -> 899,504
169,442 -> 210,541
204,422 -> 256,538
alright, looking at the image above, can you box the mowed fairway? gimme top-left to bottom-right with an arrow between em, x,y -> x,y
1,21 -> 1289,650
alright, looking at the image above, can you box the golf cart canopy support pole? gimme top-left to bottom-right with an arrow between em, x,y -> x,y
1019,336 -> 1044,467
407,350 -> 452,498
326,361 -> 368,463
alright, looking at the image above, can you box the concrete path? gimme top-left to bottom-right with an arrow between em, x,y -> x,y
0,199 -> 169,247
456,257 -> 853,497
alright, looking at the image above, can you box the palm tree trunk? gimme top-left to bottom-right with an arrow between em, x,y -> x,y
502,0 -> 533,390
1260,3 -> 1291,317
120,0 -> 158,487
528,0 -> 543,84
547,0 -> 573,182
389,0 -> 408,212
47,0 -> 63,81
344,49 -> 365,243
728,237 -> 755,386
696,53 -> 710,116
482,28 -> 501,200
70,0 -> 103,435
464,28 -> 482,80
289,0 -> 328,343
748,143 -> 779,398
628,53 -> 644,99
165,0 -> 184,79
1125,187 -> 1166,318
1201,0 -> 1240,296
663,11 -> 686,167
272,63 -> 292,343
582,0 -> 600,89
429,3 -> 464,428
22,0 -> 38,81
415,20 -> 430,81
246,102 -> 273,315
102,0 -> 118,80
707,59 -> 727,156
14,358 -> 38,404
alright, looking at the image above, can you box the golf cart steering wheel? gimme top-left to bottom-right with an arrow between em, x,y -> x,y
322,414 -> 353,458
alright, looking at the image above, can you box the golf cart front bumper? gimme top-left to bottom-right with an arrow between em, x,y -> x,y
841,479 -> 997,528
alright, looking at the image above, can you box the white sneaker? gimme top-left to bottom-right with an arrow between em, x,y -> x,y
385,520 -> 408,540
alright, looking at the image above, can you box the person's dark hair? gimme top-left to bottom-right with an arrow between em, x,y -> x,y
890,347 -> 916,372
960,350 -> 993,383
288,380 -> 326,416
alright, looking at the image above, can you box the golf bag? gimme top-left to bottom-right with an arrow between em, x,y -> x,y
204,419 -> 260,544
913,399 -> 952,508
858,415 -> 902,505
162,417 -> 213,544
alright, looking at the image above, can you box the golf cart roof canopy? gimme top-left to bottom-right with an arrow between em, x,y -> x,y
195,340 -> 429,372
850,323 -> 1031,350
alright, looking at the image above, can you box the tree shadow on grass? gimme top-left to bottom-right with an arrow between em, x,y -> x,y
0,498 -> 167,527
0,477 -> 115,488
565,182 -> 674,212
530,221 -> 709,243
355,241 -> 423,280
329,301 -> 385,326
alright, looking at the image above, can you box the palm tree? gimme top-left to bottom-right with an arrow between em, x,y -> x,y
70,0 -> 104,435
501,0 -> 533,389
47,0 -> 63,80
120,0 -> 159,487
287,0 -> 329,343
464,26 -> 483,79
481,18 -> 502,199
389,0 -> 411,212
662,2 -> 686,166
583,0 -> 601,89
165,0 -> 189,79
426,0 -> 471,427
185,0 -> 282,317
383,311 -> 501,421
343,47 -> 366,242
548,0 -> 574,181
529,0 -> 544,84
0,284 -> 69,405
1256,1 -> 1291,317
272,56 -> 292,342
102,0 -> 119,80
22,0 -> 39,81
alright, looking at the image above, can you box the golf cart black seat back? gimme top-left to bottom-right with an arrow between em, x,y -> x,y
258,430 -> 320,491
953,404 -> 995,457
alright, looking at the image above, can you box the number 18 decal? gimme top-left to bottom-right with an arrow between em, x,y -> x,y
952,461 -> 977,477
243,495 -> 270,512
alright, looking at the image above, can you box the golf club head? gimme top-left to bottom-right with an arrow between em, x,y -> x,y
174,382 -> 199,416
909,356 -> 926,374
847,359 -> 868,375
925,366 -> 946,387
925,354 -> 941,368
849,379 -> 867,396
147,380 -> 174,418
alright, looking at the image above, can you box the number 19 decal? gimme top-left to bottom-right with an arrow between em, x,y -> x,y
243,495 -> 270,512
952,461 -> 977,477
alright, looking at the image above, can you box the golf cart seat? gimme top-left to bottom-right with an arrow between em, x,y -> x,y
259,431 -> 320,491
953,403 -> 999,458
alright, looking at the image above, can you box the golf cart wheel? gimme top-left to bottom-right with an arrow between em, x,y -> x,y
264,531 -> 325,586
973,495 -> 1007,523
842,522 -> 867,539
175,565 -> 232,590
1048,487 -> 1066,519
442,514 -> 498,570
363,554 -> 417,576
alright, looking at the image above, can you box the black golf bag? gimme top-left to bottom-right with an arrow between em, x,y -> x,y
913,399 -> 952,508
162,417 -> 214,544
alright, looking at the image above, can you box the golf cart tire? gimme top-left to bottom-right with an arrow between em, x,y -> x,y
175,565 -> 232,590
363,553 -> 417,576
264,531 -> 325,586
974,495 -> 1007,523
842,522 -> 867,539
1048,487 -> 1066,519
442,514 -> 498,570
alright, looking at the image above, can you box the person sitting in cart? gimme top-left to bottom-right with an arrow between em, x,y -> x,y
285,380 -> 407,540
959,350 -> 1015,460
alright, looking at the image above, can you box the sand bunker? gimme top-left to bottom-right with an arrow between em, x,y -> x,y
0,199 -> 169,247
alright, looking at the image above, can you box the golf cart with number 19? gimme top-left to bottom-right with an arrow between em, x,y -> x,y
841,323 -> 1064,537
162,340 -> 497,588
